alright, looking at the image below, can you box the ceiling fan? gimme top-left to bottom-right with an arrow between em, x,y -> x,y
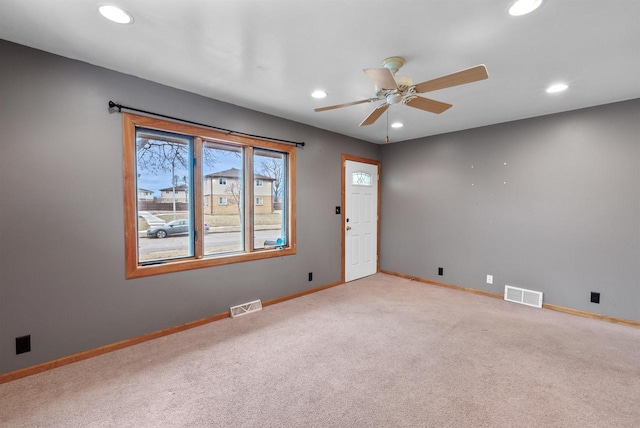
314,57 -> 488,126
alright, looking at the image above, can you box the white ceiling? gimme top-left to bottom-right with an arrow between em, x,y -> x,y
1,0 -> 638,143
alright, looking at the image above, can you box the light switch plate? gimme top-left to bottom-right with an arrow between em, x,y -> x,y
486,274 -> 493,284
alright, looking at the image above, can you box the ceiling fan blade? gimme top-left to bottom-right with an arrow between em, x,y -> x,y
413,65 -> 488,94
359,103 -> 390,126
364,68 -> 398,90
405,96 -> 452,114
314,98 -> 373,112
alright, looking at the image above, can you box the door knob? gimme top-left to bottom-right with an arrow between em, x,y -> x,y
346,226 -> 352,230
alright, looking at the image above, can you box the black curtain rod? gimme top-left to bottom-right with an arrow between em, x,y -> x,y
108,101 -> 305,147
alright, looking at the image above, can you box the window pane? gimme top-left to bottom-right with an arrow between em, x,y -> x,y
254,149 -> 286,249
136,129 -> 193,262
202,141 -> 244,255
352,171 -> 372,186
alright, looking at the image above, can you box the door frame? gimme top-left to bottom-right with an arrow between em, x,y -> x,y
341,153 -> 381,283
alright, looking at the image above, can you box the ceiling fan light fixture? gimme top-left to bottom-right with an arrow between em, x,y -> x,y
386,93 -> 403,104
509,0 -> 543,16
99,5 -> 134,24
311,90 -> 327,99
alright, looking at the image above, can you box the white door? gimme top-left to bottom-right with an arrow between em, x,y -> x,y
345,160 -> 379,282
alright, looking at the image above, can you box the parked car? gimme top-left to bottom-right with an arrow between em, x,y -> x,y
146,219 -> 209,238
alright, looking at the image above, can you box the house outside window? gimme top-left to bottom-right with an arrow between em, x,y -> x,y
159,184 -> 188,203
137,188 -> 155,200
204,167 -> 274,216
256,197 -> 264,206
218,197 -> 228,205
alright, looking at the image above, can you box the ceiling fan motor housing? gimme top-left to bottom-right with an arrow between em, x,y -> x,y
386,93 -> 403,104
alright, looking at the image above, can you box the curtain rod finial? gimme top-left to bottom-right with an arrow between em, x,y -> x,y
108,101 -> 122,113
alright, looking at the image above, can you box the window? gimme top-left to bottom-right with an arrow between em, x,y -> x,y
352,171 -> 372,186
124,113 -> 296,278
253,149 -> 287,250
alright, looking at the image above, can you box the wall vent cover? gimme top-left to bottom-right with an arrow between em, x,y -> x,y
230,300 -> 262,318
504,285 -> 543,308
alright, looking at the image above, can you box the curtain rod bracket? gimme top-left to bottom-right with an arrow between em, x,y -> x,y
107,100 -> 305,147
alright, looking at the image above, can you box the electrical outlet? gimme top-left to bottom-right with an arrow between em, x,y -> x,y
438,267 -> 444,276
335,206 -> 341,214
486,274 -> 493,284
590,292 -> 600,304
16,335 -> 31,355
308,272 -> 313,282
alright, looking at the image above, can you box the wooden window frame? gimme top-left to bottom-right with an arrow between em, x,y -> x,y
123,113 -> 296,279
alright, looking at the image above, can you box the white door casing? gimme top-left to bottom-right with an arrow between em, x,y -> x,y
345,160 -> 379,282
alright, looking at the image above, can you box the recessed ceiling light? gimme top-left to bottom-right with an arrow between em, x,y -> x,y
99,5 -> 134,24
391,122 -> 403,128
311,90 -> 327,99
546,83 -> 568,93
509,0 -> 543,16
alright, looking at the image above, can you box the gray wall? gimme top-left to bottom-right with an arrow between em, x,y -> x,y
381,99 -> 640,322
0,40 -> 380,374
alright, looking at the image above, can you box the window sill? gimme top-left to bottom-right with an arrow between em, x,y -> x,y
126,245 -> 296,279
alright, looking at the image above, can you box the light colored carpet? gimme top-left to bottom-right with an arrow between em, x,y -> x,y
2,273 -> 640,427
